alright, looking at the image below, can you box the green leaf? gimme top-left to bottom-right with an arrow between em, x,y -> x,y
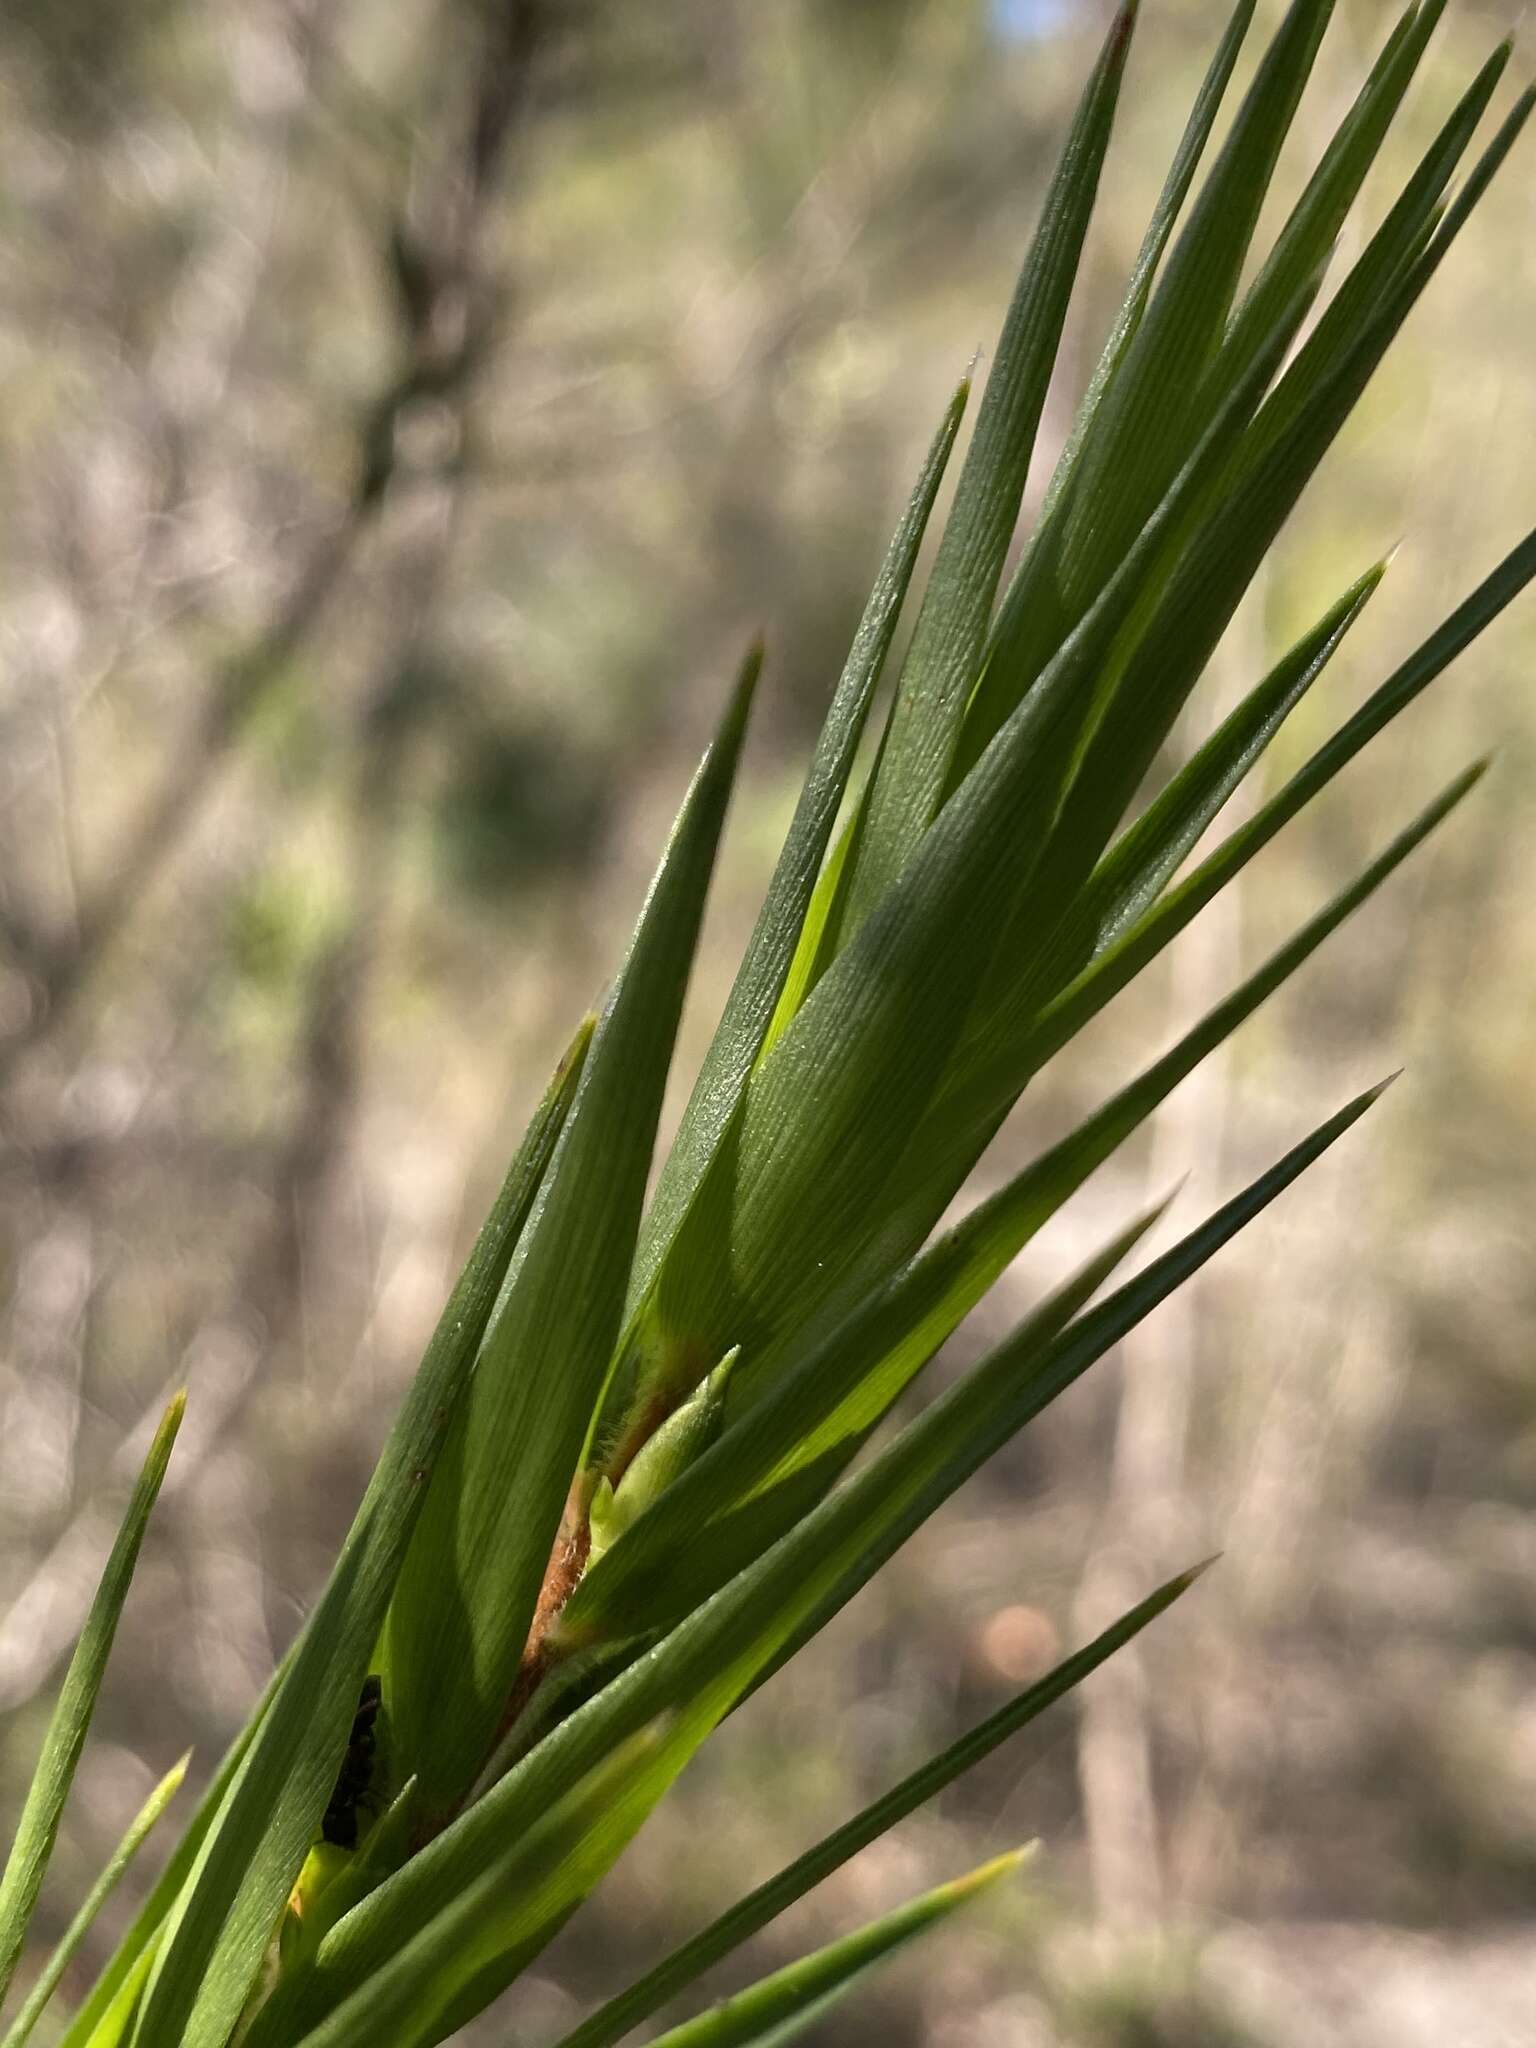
625,380 -> 968,1326
128,1013 -> 595,2048
75,1950 -> 155,2048
640,313 -> 1298,1396
1058,0 -> 1337,606
994,43 -> 1517,952
842,0 -> 1139,928
957,0 -> 1259,781
1225,40 -> 1513,485
377,1008 -> 595,1711
1422,77 -> 1535,255
384,646 -> 760,1826
634,1850 -> 1028,2048
1211,0 -> 1447,401
551,1566 -> 1204,2048
1006,504 -> 1536,1082
557,1206 -> 1162,1650
0,1755 -> 188,2048
297,1080 -> 1379,2037
0,1392 -> 183,2012
588,1350 -> 741,1568
1073,558 -> 1385,955
924,555 -> 1385,1155
268,1724 -> 686,2048
733,1080 -> 1391,1711
592,386 -> 969,1471
894,761 -> 1486,1237
56,1647 -> 296,2048
1035,0 -> 1259,533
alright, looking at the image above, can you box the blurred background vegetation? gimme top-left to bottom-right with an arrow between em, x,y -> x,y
1,1 -> 1532,2042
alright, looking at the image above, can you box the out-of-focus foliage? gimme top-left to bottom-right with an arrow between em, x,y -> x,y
1,2 -> 1533,2043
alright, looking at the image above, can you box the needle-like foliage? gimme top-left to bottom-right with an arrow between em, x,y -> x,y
3,5 -> 1531,2045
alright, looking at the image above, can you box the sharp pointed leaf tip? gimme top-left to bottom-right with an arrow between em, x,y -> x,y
1116,1185 -> 1181,1248
707,1345 -> 743,1394
948,1845 -> 1036,1899
562,1014 -> 598,1073
731,639 -> 766,719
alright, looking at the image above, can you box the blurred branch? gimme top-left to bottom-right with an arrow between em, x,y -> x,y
0,0 -> 549,1709
1072,590 -> 1261,1935
0,0 -> 545,1089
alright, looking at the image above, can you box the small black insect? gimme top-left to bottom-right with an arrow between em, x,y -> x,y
321,1675 -> 383,1850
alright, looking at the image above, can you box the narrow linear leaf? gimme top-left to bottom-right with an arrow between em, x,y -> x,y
1014,512 -> 1534,1072
1213,0 -> 1447,397
75,1948 -> 155,2048
559,1205 -> 1163,1649
645,304 -> 1304,1388
605,383 -> 969,1455
757,793 -> 860,1055
56,1644 -> 297,2048
628,382 -> 967,1322
551,1566 -> 1204,2048
1004,41 -> 1517,948
896,760 -> 1485,1237
304,1082 -> 1379,2030
635,1850 -> 1028,2048
0,1754 -> 188,2048
1079,556 -> 1385,952
411,1010 -> 600,1422
1424,78 -> 1535,253
385,647 -> 760,1826
379,1008 -> 595,1704
129,1013 -> 595,2048
280,1724 -> 683,2048
1226,39 -> 1513,486
845,0 -> 1140,927
0,1393 -> 183,2011
1059,0 -> 1338,603
1034,0 -> 1259,533
952,554 -> 1385,1109
958,0 -> 1259,779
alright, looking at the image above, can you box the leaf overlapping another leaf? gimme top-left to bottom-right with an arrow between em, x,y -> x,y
0,1395 -> 183,2016
552,1566 -> 1205,2048
12,6 -> 1532,2046
384,649 -> 761,1828
843,0 -> 1140,929
127,1015 -> 594,2047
